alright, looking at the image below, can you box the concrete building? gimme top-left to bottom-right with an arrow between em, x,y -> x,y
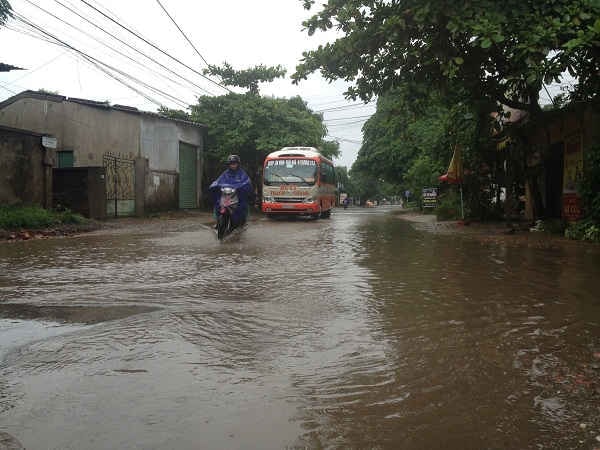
0,125 -> 54,208
0,90 -> 206,216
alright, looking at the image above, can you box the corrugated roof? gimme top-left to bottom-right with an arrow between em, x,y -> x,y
0,90 -> 206,128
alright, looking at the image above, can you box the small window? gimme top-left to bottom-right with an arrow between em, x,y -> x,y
57,150 -> 74,168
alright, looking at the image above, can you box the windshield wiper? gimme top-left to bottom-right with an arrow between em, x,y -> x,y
269,172 -> 289,185
288,173 -> 311,184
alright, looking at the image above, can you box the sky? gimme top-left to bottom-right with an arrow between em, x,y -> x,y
0,0 -> 376,169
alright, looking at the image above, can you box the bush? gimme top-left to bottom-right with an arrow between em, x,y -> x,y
0,205 -> 86,230
579,143 -> 600,221
565,218 -> 600,242
563,144 -> 600,243
436,188 -> 462,221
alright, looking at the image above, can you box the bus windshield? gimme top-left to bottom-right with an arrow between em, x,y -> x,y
264,159 -> 317,186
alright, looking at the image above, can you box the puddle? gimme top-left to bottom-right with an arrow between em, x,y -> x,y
0,304 -> 160,361
0,319 -> 86,360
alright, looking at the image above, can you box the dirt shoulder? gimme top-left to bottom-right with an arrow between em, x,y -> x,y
0,221 -> 102,242
393,210 -> 600,251
0,209 -> 264,242
0,210 -> 216,242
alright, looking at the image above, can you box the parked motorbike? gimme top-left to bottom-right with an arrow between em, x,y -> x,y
216,186 -> 240,240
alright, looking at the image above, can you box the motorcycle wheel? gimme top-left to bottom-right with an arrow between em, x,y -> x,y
217,214 -> 227,240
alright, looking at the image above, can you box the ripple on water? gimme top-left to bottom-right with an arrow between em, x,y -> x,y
0,213 -> 599,449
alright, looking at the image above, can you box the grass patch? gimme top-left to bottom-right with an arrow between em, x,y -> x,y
0,205 -> 86,230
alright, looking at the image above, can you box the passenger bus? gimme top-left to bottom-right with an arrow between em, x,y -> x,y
262,147 -> 336,218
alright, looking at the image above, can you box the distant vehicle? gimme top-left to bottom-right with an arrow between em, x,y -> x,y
262,147 -> 336,219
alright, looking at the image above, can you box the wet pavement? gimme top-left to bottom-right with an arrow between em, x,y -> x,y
1,207 -> 599,449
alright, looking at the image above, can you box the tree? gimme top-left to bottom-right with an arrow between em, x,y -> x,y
204,62 -> 287,95
293,0 -> 600,112
159,62 -> 339,205
335,166 -> 350,192
354,83 -> 452,186
0,0 -> 11,26
179,93 -> 339,201
157,106 -> 192,121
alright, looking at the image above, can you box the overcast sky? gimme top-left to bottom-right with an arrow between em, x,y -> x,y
0,0 -> 376,168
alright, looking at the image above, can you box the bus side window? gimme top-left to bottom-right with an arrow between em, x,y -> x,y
320,164 -> 328,184
321,163 -> 333,184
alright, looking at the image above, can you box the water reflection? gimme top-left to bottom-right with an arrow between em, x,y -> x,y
0,211 -> 599,449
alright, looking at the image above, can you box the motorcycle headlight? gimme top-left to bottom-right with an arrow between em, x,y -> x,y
221,187 -> 235,195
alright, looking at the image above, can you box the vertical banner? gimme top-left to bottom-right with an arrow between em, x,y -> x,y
562,134 -> 583,222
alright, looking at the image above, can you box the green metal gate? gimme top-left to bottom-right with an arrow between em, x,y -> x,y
178,143 -> 197,209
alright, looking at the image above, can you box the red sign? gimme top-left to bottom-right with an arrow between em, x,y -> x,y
562,193 -> 582,222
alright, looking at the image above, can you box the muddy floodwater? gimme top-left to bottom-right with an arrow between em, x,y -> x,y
1,209 -> 599,449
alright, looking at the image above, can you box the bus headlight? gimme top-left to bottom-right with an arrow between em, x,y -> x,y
304,197 -> 315,204
263,196 -> 274,203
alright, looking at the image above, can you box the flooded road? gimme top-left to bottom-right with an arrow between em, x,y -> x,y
1,209 -> 599,449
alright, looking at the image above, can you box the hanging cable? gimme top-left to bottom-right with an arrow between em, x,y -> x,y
50,0 -> 215,96
22,0 -> 207,97
14,13 -> 190,108
154,0 -> 209,67
78,0 -> 231,93
323,114 -> 374,122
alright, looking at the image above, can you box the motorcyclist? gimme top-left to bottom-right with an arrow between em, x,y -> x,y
209,154 -> 253,228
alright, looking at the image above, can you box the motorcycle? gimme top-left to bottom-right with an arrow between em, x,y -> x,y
215,186 -> 241,240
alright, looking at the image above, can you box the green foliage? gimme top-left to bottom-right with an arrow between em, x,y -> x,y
565,218 -> 600,242
294,0 -> 600,108
346,169 -> 381,202
579,143 -> 600,221
404,156 -> 444,205
335,166 -> 350,191
349,83 -> 489,213
353,84 -> 451,186
436,189 -> 462,221
0,0 -> 12,26
565,143 -> 600,242
190,92 -> 338,161
157,106 -> 191,121
187,92 -> 338,197
204,62 -> 287,95
0,205 -> 86,230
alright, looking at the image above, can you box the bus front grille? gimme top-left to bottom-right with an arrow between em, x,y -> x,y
274,197 -> 305,203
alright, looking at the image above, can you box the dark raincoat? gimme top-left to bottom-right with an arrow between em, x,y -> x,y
209,167 -> 253,225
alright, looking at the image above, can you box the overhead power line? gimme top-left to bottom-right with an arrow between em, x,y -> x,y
23,0 -> 207,97
3,50 -> 69,87
14,13 -> 190,108
323,114 -> 374,122
326,119 -> 370,128
327,135 -> 362,144
316,103 -> 375,113
51,0 -> 215,96
154,0 -> 209,67
78,0 -> 231,93
0,82 -> 19,95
